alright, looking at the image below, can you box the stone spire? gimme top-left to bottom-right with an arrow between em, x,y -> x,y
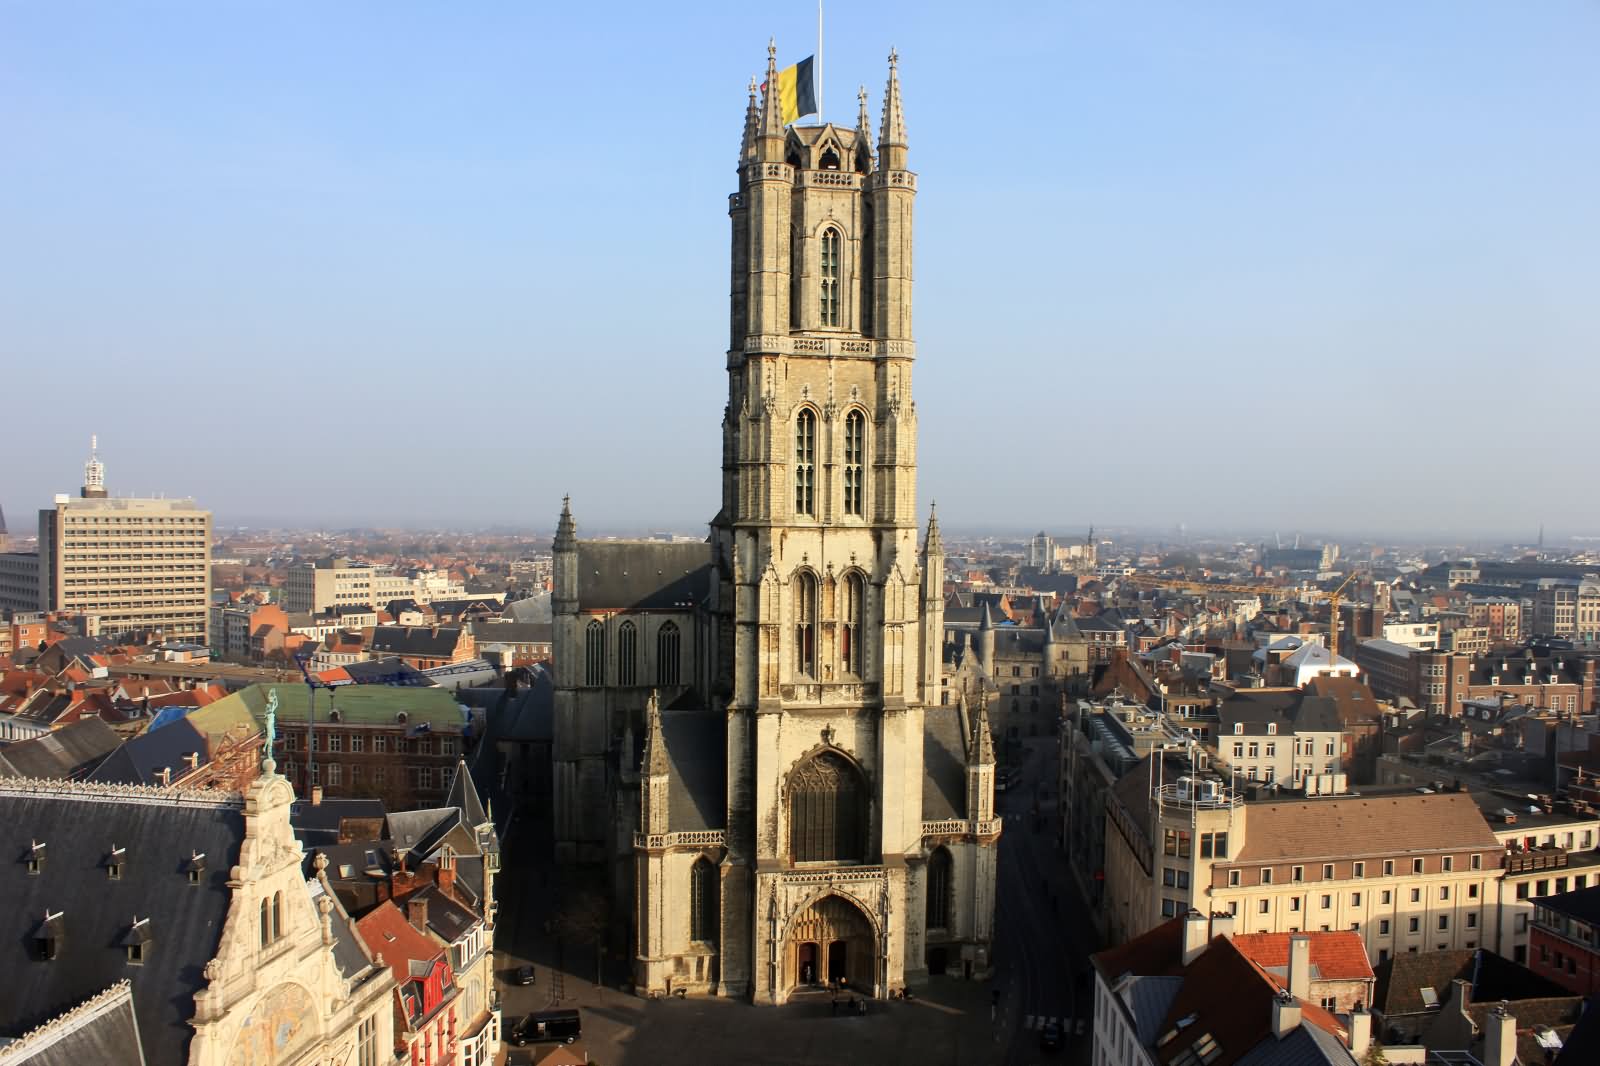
971,697 -> 995,767
641,690 -> 671,837
923,501 -> 942,557
741,76 -> 760,164
554,494 -> 576,552
878,48 -> 907,169
856,83 -> 872,155
644,689 -> 669,776
760,39 -> 784,139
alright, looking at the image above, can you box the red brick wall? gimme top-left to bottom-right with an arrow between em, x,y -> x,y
1529,926 -> 1600,995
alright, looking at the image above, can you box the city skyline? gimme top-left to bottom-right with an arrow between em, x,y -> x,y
4,3 -> 1598,535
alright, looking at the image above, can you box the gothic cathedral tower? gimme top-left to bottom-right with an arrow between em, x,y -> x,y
707,43 -> 948,1003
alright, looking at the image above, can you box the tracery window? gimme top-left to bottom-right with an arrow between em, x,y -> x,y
795,409 -> 816,516
788,751 -> 864,862
841,571 -> 864,676
926,847 -> 953,930
657,621 -> 681,686
843,410 -> 865,517
820,227 -> 841,326
690,856 -> 720,942
584,620 -> 605,686
793,571 -> 818,678
617,620 -> 638,686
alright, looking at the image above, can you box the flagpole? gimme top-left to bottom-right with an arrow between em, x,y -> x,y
817,0 -> 824,122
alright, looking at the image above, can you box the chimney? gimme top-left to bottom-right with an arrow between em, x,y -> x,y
406,895 -> 429,933
1271,990 -> 1302,1038
1288,934 -> 1312,1001
156,767 -> 171,787
184,751 -> 199,770
1482,1002 -> 1516,1066
1181,909 -> 1209,966
1346,1005 -> 1372,1058
1209,910 -> 1237,941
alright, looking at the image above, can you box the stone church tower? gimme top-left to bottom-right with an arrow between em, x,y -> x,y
554,43 -> 998,1006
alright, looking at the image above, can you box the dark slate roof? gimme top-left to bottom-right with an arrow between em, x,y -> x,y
290,797 -> 388,847
470,621 -> 553,644
1230,1021 -> 1355,1066
0,719 -> 121,779
87,718 -> 209,786
992,628 -> 1046,656
409,883 -> 478,945
0,981 -> 145,1066
1373,948 -> 1566,1018
1554,997 -> 1600,1066
0,782 -> 245,1065
445,759 -> 488,828
660,712 -> 725,832
343,658 -> 432,686
922,703 -> 969,820
369,626 -> 465,658
309,876 -> 375,979
496,667 -> 553,743
1535,883 -> 1600,925
575,541 -> 712,611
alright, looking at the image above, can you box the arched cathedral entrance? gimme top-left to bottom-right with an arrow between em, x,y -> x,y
784,894 -> 876,994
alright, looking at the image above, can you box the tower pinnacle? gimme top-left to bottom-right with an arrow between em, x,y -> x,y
760,39 -> 784,141
879,48 -> 907,165
741,76 -> 760,164
554,495 -> 577,551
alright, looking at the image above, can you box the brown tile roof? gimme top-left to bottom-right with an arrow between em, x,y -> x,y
1092,914 -> 1185,979
1231,932 -> 1375,984
1234,793 -> 1500,862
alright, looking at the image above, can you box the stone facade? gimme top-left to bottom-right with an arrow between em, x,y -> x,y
550,45 -> 999,1006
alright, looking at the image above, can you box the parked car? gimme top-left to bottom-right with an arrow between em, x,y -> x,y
510,1009 -> 582,1046
1040,1020 -> 1064,1052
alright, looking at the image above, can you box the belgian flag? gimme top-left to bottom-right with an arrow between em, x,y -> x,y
765,55 -> 817,126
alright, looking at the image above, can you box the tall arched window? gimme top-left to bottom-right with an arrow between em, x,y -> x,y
794,409 -> 816,516
584,620 -> 606,686
259,898 -> 271,947
793,571 -> 818,678
271,891 -> 283,941
926,847 -> 953,930
843,410 -> 865,517
841,571 -> 864,676
690,857 -> 720,943
657,621 -> 681,686
820,227 -> 841,326
789,751 -> 864,862
617,621 -> 638,686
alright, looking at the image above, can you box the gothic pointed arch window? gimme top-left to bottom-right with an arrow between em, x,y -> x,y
841,571 -> 864,677
584,620 -> 605,687
690,856 -> 720,943
657,621 -> 681,686
617,620 -> 637,686
794,408 -> 816,516
820,227 -> 841,327
926,847 -> 953,930
788,750 -> 865,863
793,570 -> 818,678
843,410 -> 865,517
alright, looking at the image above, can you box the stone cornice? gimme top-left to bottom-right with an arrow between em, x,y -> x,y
0,980 -> 133,1061
737,336 -> 915,359
0,775 -> 243,809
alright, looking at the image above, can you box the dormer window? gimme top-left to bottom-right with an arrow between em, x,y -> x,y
26,841 -> 45,875
122,917 -> 152,965
31,911 -> 63,961
185,852 -> 206,885
1267,723 -> 1277,736
1233,723 -> 1243,735
106,845 -> 126,880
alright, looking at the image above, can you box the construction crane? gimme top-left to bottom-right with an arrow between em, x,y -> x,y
1122,570 -> 1366,655
1325,571 -> 1361,659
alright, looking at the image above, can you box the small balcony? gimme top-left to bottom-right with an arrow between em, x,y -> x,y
1505,846 -> 1567,874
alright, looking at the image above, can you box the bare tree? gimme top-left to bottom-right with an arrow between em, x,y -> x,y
553,888 -> 610,989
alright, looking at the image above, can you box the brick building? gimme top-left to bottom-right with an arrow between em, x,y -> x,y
1353,640 -> 1596,717
1529,884 -> 1600,995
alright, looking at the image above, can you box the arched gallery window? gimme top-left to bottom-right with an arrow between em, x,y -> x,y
794,409 -> 816,516
789,751 -> 864,863
584,620 -> 605,687
617,620 -> 638,686
657,621 -> 681,686
926,847 -> 953,930
820,227 -> 841,326
843,410 -> 865,517
840,571 -> 864,676
793,571 -> 818,678
690,856 -> 720,942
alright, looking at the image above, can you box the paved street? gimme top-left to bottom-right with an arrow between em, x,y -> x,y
492,731 -> 1099,1065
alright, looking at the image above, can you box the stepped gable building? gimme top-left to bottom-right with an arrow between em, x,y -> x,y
550,44 -> 999,1004
0,751 -> 395,1064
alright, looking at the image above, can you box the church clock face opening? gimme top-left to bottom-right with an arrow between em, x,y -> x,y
548,42 -> 999,1005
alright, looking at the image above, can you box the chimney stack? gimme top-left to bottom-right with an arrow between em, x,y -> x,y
1346,1005 -> 1372,1058
1209,910 -> 1237,941
407,895 -> 429,933
1181,909 -> 1209,966
1271,990 -> 1302,1038
1482,1002 -> 1516,1066
1287,934 -> 1311,1001
311,786 -> 324,806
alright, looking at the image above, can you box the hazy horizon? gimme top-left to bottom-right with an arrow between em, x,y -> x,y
4,3 -> 1598,537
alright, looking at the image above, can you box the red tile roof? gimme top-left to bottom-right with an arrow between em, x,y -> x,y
1230,931 -> 1375,984
354,901 -> 443,987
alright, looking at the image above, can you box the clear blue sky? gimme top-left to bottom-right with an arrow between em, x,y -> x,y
3,2 -> 1597,539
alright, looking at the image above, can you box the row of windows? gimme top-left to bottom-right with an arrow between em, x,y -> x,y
1218,853 -> 1487,885
793,409 -> 867,518
792,571 -> 864,678
584,620 -> 681,687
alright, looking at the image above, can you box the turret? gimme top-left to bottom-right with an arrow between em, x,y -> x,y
640,690 -> 671,836
868,49 -> 914,342
978,602 -> 995,678
966,694 -> 996,823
